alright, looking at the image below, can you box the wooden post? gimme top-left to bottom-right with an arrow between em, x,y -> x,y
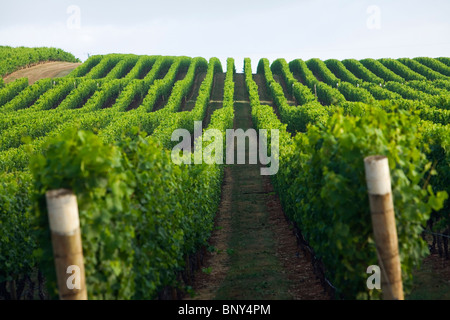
46,189 -> 87,300
364,156 -> 404,300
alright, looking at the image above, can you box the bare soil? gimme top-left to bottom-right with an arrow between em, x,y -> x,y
201,73 -> 225,130
180,72 -> 207,112
273,74 -> 296,105
252,74 -> 273,104
3,61 -> 81,84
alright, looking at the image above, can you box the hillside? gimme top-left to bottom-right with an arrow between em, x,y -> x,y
0,52 -> 449,300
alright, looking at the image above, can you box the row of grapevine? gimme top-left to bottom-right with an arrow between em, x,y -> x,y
137,57 -> 190,112
0,109 -> 119,172
67,55 -> 102,78
27,80 -> 77,111
325,59 -> 361,85
123,55 -> 159,80
336,82 -> 375,103
398,58 -> 449,80
288,59 -> 346,106
150,57 -> 221,147
414,57 -> 450,77
270,58 -> 317,105
384,81 -> 449,109
360,58 -> 405,82
250,58 -> 449,299
306,58 -> 341,86
83,54 -> 123,79
360,82 -> 403,100
436,57 -> 450,67
57,80 -> 99,110
259,58 -> 327,133
103,54 -> 140,80
12,56 -> 235,299
0,78 -> 29,106
80,79 -> 128,111
406,80 -> 449,97
378,58 -> 427,81
342,59 -> 385,84
97,57 -> 194,143
0,79 -> 53,113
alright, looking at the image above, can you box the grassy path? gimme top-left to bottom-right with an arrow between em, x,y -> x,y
186,74 -> 328,300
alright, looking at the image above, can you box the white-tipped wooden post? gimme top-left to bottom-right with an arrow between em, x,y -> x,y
46,189 -> 87,300
364,156 -> 404,300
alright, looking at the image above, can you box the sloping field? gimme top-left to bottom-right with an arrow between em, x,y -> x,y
0,53 -> 449,300
3,61 -> 82,84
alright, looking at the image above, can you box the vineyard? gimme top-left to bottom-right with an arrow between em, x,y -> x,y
0,48 -> 449,300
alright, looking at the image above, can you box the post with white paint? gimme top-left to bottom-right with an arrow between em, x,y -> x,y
364,156 -> 403,300
46,189 -> 87,300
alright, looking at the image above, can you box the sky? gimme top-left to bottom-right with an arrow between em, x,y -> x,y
0,0 -> 449,72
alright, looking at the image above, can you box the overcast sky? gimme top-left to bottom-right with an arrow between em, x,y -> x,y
0,0 -> 449,72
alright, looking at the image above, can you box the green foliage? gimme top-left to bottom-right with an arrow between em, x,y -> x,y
271,58 -> 316,105
430,79 -> 450,91
288,58 -> 318,87
57,79 -> 99,110
81,79 -> 127,111
244,58 -> 261,109
280,103 -> 330,133
0,52 -> 449,301
420,122 -> 450,231
124,55 -> 159,80
288,59 -> 345,106
360,82 -> 402,100
28,80 -> 76,111
306,58 -> 340,86
138,57 -> 188,112
341,59 -> 384,84
406,80 -> 449,97
378,58 -> 426,81
276,107 -> 447,299
0,172 -> 35,283
360,58 -> 405,82
103,55 -> 140,80
67,55 -> 102,78
414,57 -> 450,77
337,82 -> 375,104
141,57 -> 220,148
0,79 -> 53,113
0,78 -> 29,107
314,81 -> 346,106
30,126 -> 226,299
84,55 -> 123,79
436,57 -> 450,67
398,58 -> 448,80
325,59 -> 361,85
223,58 -> 235,109
384,81 -> 450,109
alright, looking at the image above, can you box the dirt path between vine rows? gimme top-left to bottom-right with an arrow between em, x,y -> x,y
2,61 -> 81,85
185,74 -> 329,300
